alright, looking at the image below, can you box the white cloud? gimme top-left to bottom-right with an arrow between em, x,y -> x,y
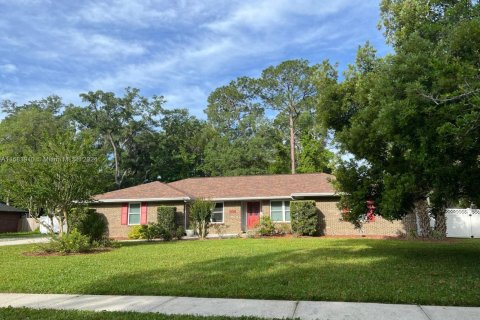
17,29 -> 148,63
0,64 -> 17,74
75,0 -> 178,27
68,32 -> 146,58
65,0 -> 381,113
163,85 -> 209,116
206,0 -> 352,33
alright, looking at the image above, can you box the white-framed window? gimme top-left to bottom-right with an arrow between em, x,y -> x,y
211,202 -> 224,223
270,200 -> 291,222
128,203 -> 141,225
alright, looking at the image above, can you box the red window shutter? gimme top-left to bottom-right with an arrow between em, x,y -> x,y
140,202 -> 148,225
121,203 -> 128,225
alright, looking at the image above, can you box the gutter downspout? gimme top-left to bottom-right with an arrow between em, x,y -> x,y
183,200 -> 187,230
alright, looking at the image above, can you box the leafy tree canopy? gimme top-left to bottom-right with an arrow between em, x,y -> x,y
316,0 -> 480,236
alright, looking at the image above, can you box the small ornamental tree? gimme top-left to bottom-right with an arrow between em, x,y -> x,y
0,130 -> 107,237
189,199 -> 213,239
157,206 -> 177,234
290,200 -> 318,236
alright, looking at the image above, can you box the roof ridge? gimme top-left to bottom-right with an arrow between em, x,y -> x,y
160,181 -> 192,197
95,180 -> 190,199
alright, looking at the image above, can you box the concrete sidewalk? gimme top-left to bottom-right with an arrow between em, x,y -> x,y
0,237 -> 49,246
0,293 -> 479,320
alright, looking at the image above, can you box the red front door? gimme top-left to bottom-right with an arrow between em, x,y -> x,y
247,202 -> 260,229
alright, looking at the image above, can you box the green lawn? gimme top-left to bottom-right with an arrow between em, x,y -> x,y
0,238 -> 479,306
0,307 -> 266,320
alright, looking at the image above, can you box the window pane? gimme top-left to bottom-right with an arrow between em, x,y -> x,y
129,203 -> 140,214
212,203 -> 223,222
271,201 -> 282,211
284,201 -> 291,221
129,203 -> 141,225
271,210 -> 283,221
271,201 -> 284,221
129,213 -> 140,225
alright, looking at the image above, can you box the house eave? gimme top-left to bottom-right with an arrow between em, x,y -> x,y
93,197 -> 191,203
92,194 -> 338,203
206,196 -> 292,201
291,192 -> 337,198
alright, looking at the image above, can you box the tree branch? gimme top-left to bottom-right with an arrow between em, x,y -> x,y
419,88 -> 480,106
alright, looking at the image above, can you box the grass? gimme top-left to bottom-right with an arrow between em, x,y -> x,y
0,307 -> 268,320
0,238 -> 479,306
0,230 -> 42,239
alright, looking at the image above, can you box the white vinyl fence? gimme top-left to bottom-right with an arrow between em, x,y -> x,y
445,208 -> 480,238
39,216 -> 67,234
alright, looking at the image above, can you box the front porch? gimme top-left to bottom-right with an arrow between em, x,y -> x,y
211,200 -> 291,235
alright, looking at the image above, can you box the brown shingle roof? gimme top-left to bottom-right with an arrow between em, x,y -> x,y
93,181 -> 189,201
168,173 -> 335,199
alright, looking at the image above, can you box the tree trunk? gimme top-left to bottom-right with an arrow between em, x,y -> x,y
434,205 -> 447,239
415,198 -> 431,238
199,220 -> 208,239
107,132 -> 122,188
58,214 -> 64,237
289,113 -> 296,174
63,208 -> 69,235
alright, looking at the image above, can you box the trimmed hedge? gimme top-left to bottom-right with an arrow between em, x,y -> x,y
157,206 -> 177,233
290,200 -> 318,236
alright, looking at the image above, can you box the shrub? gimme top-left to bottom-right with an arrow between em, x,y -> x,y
175,226 -> 185,240
157,206 -> 177,234
92,238 -> 120,249
46,229 -> 91,254
161,229 -> 173,241
189,199 -> 214,239
258,216 -> 276,236
211,223 -> 229,238
128,225 -> 143,239
69,207 -> 108,243
129,223 -> 176,241
275,223 -> 292,235
290,200 -> 318,236
139,223 -> 162,241
78,212 -> 108,242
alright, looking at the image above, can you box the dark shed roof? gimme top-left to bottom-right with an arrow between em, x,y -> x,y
0,203 -> 27,213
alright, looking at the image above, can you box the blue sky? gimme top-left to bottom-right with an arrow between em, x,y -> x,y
0,0 -> 389,119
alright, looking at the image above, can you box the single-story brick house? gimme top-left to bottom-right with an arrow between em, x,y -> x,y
91,173 -> 416,239
0,203 -> 27,233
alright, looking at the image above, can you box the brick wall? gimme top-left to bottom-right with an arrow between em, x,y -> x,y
94,198 -> 417,238
315,197 -> 416,236
217,201 -> 242,234
213,198 -> 416,237
91,202 -> 186,239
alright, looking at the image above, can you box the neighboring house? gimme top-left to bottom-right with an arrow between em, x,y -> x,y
0,203 -> 27,233
92,173 -> 416,239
